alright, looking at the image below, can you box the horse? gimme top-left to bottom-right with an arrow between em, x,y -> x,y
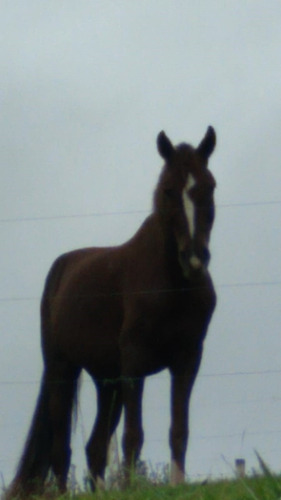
7,127 -> 217,498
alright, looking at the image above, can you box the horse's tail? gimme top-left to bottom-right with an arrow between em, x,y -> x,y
6,253 -> 80,499
5,374 -> 52,499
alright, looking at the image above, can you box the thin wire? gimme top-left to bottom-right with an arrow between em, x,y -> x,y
218,280 -> 281,289
218,200 -> 281,208
200,369 -> 281,378
0,200 -> 281,224
1,368 -> 281,386
0,278 -> 281,304
150,429 -> 281,442
0,210 -> 146,224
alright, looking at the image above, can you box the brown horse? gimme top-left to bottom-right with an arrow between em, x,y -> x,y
7,127 -> 217,497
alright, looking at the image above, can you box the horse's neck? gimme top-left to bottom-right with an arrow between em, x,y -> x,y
131,213 -> 179,265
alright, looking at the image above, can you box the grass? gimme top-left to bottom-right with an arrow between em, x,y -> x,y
4,474 -> 281,500
3,455 -> 281,500
74,477 -> 281,500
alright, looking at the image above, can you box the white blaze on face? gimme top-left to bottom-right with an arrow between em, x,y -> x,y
182,174 -> 204,270
182,174 -> 196,238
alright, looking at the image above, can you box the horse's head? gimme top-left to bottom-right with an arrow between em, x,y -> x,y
155,127 -> 216,278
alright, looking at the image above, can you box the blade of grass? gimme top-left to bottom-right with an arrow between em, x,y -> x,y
255,450 -> 281,497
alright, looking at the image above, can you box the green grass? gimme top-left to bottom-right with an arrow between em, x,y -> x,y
8,475 -> 281,500
4,455 -> 281,500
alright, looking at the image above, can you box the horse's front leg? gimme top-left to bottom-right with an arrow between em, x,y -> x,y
122,375 -> 144,480
169,350 -> 202,484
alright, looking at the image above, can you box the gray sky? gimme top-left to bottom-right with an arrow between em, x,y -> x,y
1,0 -> 281,485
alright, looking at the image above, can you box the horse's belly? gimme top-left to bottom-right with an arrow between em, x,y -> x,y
51,294 -> 123,377
65,328 -> 122,378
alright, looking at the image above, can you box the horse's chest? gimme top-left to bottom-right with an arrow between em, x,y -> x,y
121,279 -> 215,374
143,292 -> 212,354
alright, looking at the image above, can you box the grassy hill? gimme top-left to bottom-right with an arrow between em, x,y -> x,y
3,455 -> 281,500
4,475 -> 281,500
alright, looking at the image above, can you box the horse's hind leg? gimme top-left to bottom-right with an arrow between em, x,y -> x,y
86,380 -> 122,489
47,361 -> 80,492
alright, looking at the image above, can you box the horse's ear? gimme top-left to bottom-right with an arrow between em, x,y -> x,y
197,126 -> 216,160
157,131 -> 175,161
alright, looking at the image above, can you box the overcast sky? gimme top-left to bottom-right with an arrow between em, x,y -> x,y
1,0 -> 281,486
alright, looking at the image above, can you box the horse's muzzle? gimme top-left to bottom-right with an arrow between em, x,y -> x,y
179,245 -> 210,277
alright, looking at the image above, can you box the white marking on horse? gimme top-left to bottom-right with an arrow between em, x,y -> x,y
182,174 -> 196,238
96,476 -> 105,489
182,175 -> 205,270
189,255 -> 202,269
170,459 -> 185,484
